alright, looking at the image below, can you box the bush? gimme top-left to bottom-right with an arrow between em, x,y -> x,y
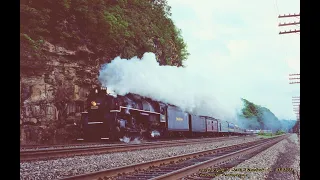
20,0 -> 189,67
275,130 -> 285,135
258,131 -> 273,136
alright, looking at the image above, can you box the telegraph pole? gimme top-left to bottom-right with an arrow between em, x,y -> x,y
293,96 -> 300,121
289,74 -> 300,134
278,12 -> 300,133
289,74 -> 300,84
292,96 -> 300,100
278,13 -> 300,35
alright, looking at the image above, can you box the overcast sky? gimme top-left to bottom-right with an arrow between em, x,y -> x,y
167,0 -> 300,120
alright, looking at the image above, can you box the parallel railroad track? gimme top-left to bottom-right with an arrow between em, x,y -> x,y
20,142 -> 104,150
58,134 -> 288,180
20,136 -> 247,150
20,136 -> 247,162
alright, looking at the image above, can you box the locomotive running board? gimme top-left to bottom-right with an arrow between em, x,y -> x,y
110,106 -> 161,115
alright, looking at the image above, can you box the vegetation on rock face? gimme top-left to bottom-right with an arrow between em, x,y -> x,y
20,0 -> 189,74
20,0 -> 190,144
240,98 -> 262,121
239,98 -> 297,132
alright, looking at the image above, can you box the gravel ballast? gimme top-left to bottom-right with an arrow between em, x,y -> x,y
211,134 -> 300,180
20,136 -> 260,180
20,137 -> 238,151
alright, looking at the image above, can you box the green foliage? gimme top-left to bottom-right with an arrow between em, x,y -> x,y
258,131 -> 273,138
241,98 -> 262,121
63,0 -> 71,9
20,33 -> 48,75
239,98 -> 297,132
20,0 -> 189,67
240,98 -> 282,131
275,130 -> 285,135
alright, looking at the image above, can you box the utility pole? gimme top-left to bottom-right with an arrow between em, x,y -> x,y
292,96 -> 300,100
289,74 -> 300,134
278,13 -> 300,133
278,13 -> 300,35
289,74 -> 300,84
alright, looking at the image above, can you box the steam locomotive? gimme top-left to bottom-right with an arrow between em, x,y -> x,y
80,87 -> 251,141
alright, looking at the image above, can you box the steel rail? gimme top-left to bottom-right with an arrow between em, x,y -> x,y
150,135 -> 288,179
20,136 -> 246,162
58,135 -> 286,180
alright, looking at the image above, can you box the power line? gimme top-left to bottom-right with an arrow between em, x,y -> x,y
289,82 -> 300,84
278,13 -> 300,35
279,21 -> 300,27
278,13 -> 300,18
289,74 -> 300,84
280,29 -> 300,34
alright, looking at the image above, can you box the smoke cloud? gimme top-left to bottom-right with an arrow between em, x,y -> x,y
119,136 -> 142,144
98,52 -> 244,124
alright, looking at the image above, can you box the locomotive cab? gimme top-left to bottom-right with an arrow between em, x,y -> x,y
80,87 -> 118,141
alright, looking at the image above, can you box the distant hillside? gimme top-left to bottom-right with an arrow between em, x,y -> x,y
238,98 -> 297,132
278,119 -> 297,132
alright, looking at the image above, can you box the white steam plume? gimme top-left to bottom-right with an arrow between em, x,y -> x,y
98,52 -> 243,123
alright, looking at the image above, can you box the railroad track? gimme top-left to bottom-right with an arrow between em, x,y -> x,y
20,136 -> 246,150
20,142 -> 105,150
20,136 -> 246,162
58,134 -> 288,180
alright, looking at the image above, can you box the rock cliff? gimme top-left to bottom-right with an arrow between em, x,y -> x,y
20,0 -> 189,144
20,41 -> 98,144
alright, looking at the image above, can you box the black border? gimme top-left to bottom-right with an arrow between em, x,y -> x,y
17,0 -> 21,178
301,1 -> 314,179
16,1 -> 307,180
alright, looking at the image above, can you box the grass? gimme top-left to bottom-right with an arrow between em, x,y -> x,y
258,132 -> 285,138
258,133 -> 274,138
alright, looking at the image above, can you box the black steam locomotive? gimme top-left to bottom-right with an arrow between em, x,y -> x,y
80,87 -> 250,141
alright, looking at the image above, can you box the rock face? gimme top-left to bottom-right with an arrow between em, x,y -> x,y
20,38 -> 172,145
20,41 -> 97,145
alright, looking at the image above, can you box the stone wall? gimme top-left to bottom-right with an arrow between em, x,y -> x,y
20,41 -> 96,145
20,76 -> 90,144
20,39 -> 165,144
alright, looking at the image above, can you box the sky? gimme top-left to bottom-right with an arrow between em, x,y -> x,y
166,0 -> 300,120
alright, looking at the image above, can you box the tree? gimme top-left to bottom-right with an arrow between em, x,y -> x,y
20,0 -> 189,68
